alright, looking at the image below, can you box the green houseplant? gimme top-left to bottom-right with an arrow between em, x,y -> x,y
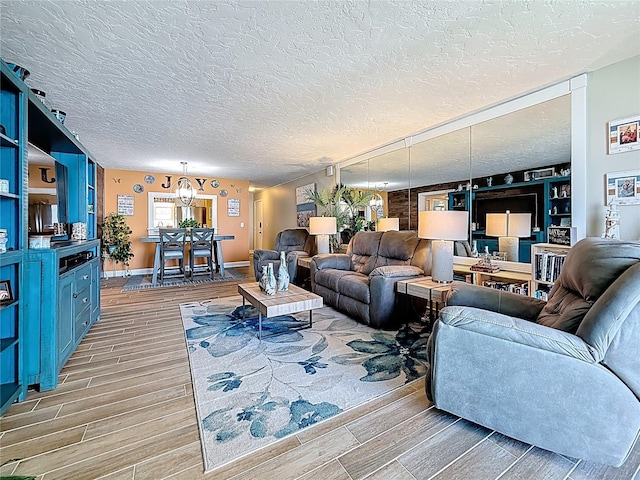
178,218 -> 200,228
101,213 -> 134,267
305,184 -> 375,250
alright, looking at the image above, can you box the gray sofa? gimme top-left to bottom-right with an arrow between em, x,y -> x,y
310,230 -> 430,329
253,228 -> 315,283
426,237 -> 640,466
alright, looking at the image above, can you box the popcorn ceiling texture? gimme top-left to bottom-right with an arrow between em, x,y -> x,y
0,0 -> 638,187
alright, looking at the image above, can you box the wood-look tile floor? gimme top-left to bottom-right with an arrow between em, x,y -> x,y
1,269 -> 639,479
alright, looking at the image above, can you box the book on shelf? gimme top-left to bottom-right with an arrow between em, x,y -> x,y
483,280 -> 529,296
534,251 -> 566,283
470,264 -> 501,273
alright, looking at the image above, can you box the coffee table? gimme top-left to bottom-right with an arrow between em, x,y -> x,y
237,282 -> 323,339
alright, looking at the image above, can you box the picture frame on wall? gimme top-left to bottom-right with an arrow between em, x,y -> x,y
608,115 -> 640,154
606,170 -> 640,206
296,183 -> 315,205
0,280 -> 13,304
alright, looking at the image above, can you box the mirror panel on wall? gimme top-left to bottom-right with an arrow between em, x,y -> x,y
338,89 -> 573,262
409,127 -> 471,232
469,94 -> 572,262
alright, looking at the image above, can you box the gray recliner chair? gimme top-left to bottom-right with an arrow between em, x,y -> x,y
253,228 -> 315,283
425,237 -> 640,466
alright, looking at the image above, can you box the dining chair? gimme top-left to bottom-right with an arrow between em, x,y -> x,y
159,228 -> 187,284
189,228 -> 215,279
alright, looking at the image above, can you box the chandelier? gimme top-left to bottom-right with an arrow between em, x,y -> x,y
175,161 -> 197,207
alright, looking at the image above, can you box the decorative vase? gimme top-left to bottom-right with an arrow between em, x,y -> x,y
265,263 -> 276,295
471,240 -> 479,258
258,265 -> 269,292
277,251 -> 290,291
504,173 -> 514,185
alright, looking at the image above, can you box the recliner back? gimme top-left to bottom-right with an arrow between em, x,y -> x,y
536,238 -> 640,334
274,228 -> 313,254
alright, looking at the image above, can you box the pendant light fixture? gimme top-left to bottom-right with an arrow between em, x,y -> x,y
175,161 -> 197,207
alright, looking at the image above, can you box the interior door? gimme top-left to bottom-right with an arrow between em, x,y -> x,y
254,199 -> 263,250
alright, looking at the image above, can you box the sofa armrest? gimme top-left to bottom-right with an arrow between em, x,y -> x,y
447,281 -> 546,321
311,254 -> 352,271
440,305 -> 596,363
370,265 -> 424,278
285,250 -> 310,282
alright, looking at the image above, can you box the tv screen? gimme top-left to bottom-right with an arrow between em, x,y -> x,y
473,193 -> 538,233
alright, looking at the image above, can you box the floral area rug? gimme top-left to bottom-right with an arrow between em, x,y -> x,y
180,295 -> 430,473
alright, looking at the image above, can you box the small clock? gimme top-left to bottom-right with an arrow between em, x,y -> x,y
211,179 -> 220,188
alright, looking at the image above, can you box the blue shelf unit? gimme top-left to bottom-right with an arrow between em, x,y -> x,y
449,175 -> 570,263
0,61 -> 28,413
0,58 -> 100,413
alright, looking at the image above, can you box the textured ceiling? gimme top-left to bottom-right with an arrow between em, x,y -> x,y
1,0 -> 639,188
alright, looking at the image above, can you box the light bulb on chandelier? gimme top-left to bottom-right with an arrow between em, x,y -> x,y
175,161 -> 197,207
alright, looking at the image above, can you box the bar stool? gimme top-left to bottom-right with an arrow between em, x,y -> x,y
189,228 -> 215,279
159,228 -> 187,283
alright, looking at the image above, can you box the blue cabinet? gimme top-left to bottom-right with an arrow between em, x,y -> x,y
25,241 -> 100,391
1,58 -> 101,410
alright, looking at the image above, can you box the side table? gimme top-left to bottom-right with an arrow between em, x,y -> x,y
397,276 -> 452,322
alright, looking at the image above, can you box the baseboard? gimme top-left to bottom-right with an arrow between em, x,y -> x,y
102,261 -> 250,278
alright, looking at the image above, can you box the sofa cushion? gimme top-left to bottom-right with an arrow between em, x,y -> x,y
313,268 -> 354,291
536,238 -> 640,333
338,273 -> 371,304
348,231 -> 383,275
374,231 -> 420,268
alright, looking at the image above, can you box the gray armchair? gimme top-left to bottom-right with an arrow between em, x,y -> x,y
425,237 -> 640,466
253,228 -> 315,282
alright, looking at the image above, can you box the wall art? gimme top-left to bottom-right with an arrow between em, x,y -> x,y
296,183 -> 315,205
605,169 -> 640,205
608,115 -> 639,154
117,194 -> 135,215
227,198 -> 240,216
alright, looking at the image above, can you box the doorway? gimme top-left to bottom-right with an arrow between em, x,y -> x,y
253,199 -> 263,250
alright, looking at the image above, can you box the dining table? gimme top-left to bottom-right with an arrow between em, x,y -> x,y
141,234 -> 235,286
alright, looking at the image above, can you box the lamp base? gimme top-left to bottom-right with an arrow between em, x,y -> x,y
498,236 -> 519,262
431,239 -> 454,283
316,234 -> 330,254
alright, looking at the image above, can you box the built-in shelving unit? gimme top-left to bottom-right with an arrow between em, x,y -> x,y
448,171 -> 570,263
0,58 -> 101,413
531,243 -> 570,300
0,61 -> 28,414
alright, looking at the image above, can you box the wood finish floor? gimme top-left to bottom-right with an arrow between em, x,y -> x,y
1,270 -> 639,480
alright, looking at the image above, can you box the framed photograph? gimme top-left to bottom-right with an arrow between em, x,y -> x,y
606,170 -> 640,205
608,115 -> 640,154
0,280 -> 13,304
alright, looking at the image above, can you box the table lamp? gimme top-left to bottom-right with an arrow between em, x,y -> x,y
309,216 -> 337,254
376,217 -> 399,232
485,211 -> 531,262
418,210 -> 469,283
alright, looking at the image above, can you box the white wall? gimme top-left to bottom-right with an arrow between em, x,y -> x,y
586,55 -> 640,240
255,169 -> 336,250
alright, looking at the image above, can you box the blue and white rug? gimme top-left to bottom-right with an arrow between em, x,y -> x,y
180,296 -> 430,473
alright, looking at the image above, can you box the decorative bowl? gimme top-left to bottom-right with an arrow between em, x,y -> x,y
6,62 -> 30,81
51,109 -> 66,124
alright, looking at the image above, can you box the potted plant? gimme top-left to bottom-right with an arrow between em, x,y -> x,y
305,184 -> 374,249
101,213 -> 134,270
178,218 -> 200,229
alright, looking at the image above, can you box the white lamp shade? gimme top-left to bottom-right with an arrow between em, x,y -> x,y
377,218 -> 399,232
418,210 -> 469,240
309,216 -> 337,235
486,212 -> 531,238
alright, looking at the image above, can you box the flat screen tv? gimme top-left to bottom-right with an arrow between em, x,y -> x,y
473,193 -> 539,233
